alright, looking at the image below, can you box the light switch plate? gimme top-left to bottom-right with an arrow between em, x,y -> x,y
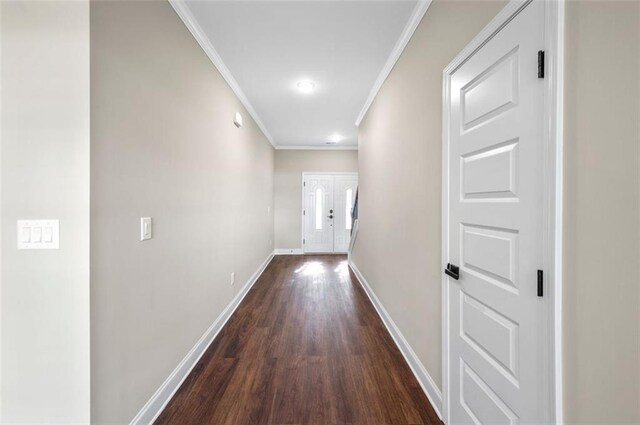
17,220 -> 59,250
140,217 -> 152,241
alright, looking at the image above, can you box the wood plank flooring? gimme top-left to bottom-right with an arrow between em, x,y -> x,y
154,255 -> 441,425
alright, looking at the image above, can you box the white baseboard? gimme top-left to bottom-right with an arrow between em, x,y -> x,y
273,248 -> 304,255
348,261 -> 443,419
130,252 -> 275,425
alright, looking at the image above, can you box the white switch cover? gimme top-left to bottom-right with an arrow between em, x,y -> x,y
140,217 -> 152,241
31,227 -> 42,243
17,220 -> 59,249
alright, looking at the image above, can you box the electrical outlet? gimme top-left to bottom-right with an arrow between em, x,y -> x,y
230,272 -> 235,286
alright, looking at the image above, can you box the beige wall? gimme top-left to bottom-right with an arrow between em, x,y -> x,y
1,1 -> 90,422
90,1 -> 274,423
274,150 -> 358,250
351,0 -> 505,391
563,2 -> 640,423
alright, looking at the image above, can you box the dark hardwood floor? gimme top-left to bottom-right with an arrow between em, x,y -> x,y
154,254 -> 441,425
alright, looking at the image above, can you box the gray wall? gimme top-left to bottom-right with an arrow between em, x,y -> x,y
274,149 -> 358,250
90,1 -> 274,422
1,1 -> 91,422
563,1 -> 640,422
351,0 -> 506,391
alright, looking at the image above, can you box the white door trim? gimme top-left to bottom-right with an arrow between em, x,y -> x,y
441,1 -> 564,423
301,172 -> 358,253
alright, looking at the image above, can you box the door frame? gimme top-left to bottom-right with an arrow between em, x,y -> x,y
441,1 -> 564,423
301,172 -> 358,254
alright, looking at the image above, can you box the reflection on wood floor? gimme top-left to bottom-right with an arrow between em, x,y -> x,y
155,254 -> 441,425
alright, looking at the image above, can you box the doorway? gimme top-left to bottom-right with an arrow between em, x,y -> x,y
302,173 -> 358,253
442,0 -> 563,423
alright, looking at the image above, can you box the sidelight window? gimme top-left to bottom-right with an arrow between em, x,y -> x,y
315,187 -> 323,230
345,188 -> 353,230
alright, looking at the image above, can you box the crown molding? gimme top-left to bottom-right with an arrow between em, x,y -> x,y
169,0 -> 276,148
355,0 -> 432,127
275,145 -> 358,151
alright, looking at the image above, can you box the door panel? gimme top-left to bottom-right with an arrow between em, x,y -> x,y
303,175 -> 334,253
461,140 -> 519,200
461,47 -> 519,131
446,2 -> 547,423
460,360 -> 518,425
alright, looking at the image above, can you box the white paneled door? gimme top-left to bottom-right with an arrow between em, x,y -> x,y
444,1 -> 549,424
303,173 -> 357,253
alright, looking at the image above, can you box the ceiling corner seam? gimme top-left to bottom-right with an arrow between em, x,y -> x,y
354,0 -> 433,127
168,0 -> 278,148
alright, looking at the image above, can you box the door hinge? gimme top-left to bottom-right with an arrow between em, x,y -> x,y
303,238 -> 306,244
537,269 -> 544,297
304,181 -> 306,187
537,50 -> 545,79
303,210 -> 306,216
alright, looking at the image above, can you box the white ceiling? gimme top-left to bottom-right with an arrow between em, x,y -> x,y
180,0 -> 421,148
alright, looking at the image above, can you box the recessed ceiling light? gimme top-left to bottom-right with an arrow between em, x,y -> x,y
296,79 -> 316,94
327,134 -> 343,143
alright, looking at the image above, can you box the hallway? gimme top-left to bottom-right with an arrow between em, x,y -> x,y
154,255 -> 441,425
5,1 -> 640,423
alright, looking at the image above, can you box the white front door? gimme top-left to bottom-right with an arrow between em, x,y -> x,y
303,174 -> 334,253
445,1 -> 548,424
303,173 -> 357,253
